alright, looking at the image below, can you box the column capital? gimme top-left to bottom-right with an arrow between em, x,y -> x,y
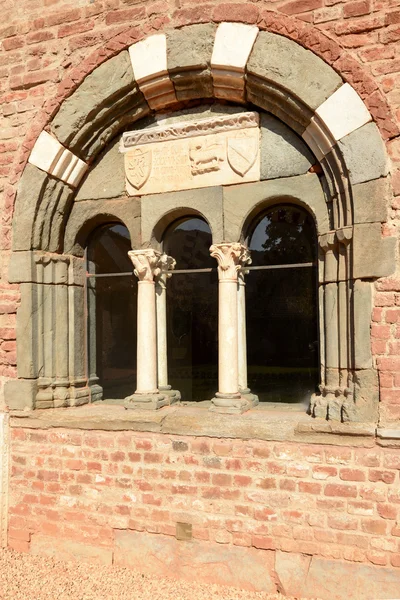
210,243 -> 250,282
319,231 -> 337,253
336,226 -> 353,246
156,253 -> 176,288
128,249 -> 162,282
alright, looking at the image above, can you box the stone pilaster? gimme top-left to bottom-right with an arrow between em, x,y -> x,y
155,254 -> 180,404
125,249 -> 168,410
237,267 -> 258,406
210,243 -> 256,414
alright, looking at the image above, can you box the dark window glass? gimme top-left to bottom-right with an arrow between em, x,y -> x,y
246,204 -> 319,404
164,218 -> 217,401
86,224 -> 137,400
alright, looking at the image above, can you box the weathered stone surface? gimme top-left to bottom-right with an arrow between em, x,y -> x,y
13,164 -> 47,251
8,251 -> 35,283
75,138 -> 125,201
114,530 -> 276,592
247,31 -> 342,111
51,52 -> 149,161
343,368 -> 379,424
275,551 -> 311,597
260,113 -> 314,180
31,534 -> 113,565
352,222 -> 396,279
353,280 -> 372,370
338,122 -> 389,185
141,186 -> 224,246
167,24 -> 215,100
64,198 -> 140,256
353,177 -> 389,224
304,557 -> 400,600
223,174 -> 328,242
4,379 -> 37,411
0,412 -> 9,547
16,283 -> 38,379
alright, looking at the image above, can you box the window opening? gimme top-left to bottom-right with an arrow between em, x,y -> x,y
85,224 -> 137,400
163,217 -> 218,401
246,204 -> 319,404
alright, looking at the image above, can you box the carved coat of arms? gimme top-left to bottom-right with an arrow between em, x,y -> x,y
227,135 -> 258,177
125,147 -> 152,190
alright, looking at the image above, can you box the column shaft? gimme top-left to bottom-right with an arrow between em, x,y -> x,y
136,281 -> 158,394
218,280 -> 239,395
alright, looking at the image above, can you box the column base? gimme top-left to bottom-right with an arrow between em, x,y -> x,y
209,393 -> 254,414
124,393 -> 168,411
159,386 -> 181,404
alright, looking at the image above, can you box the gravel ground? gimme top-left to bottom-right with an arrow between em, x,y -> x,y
0,548 -> 314,600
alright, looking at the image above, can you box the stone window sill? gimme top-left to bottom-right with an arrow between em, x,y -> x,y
8,401 -> 384,446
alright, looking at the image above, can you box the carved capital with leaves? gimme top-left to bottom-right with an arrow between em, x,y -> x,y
210,243 -> 250,281
128,249 -> 162,282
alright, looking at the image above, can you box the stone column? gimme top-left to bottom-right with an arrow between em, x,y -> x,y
54,257 -> 70,407
237,268 -> 258,406
125,249 -> 167,410
155,254 -> 180,403
210,243 -> 256,414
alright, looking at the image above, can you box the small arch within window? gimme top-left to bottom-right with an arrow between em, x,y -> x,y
86,224 -> 137,401
245,204 -> 319,405
163,217 -> 218,402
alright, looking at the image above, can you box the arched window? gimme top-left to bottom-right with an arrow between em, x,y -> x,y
86,224 -> 137,400
163,217 -> 218,401
245,204 -> 319,404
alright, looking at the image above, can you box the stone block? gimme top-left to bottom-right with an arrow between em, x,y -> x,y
316,83 -> 372,142
353,177 -> 389,224
166,24 -> 216,101
260,113 -> 314,180
114,529 -> 276,592
63,198 -> 141,256
247,31 -> 342,111
4,379 -> 37,410
129,34 -> 177,110
353,280 -> 372,369
30,534 -> 112,565
352,222 -> 396,279
29,131 -> 88,188
343,368 -> 379,424
304,556 -> 400,600
275,550 -> 311,597
8,251 -> 35,283
141,186 -> 224,246
75,138 -> 125,201
13,164 -> 48,251
303,117 -> 335,161
0,412 -> 9,548
16,283 -> 38,379
211,22 -> 258,102
223,174 -> 328,242
51,52 -> 150,161
338,122 -> 389,185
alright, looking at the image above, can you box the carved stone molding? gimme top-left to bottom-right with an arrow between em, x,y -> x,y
128,249 -> 163,282
120,112 -> 259,149
210,243 -> 250,281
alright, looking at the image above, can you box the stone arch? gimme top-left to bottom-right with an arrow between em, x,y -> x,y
8,22 -> 396,423
149,206 -> 217,250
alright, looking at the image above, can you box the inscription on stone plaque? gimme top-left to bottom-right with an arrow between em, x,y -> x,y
120,112 -> 260,196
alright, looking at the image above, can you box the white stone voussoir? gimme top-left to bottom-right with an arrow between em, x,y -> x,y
28,130 -> 88,188
128,34 -> 177,110
315,83 -> 372,143
211,22 -> 259,103
302,117 -> 335,161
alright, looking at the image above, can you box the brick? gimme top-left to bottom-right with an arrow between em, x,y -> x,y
279,0 -> 323,15
212,3 -> 259,23
361,519 -> 387,535
343,0 -> 371,18
298,482 -> 322,495
369,469 -> 396,484
324,484 -> 357,498
8,537 -> 30,552
377,503 -> 398,520
105,7 -> 146,24
339,468 -> 366,482
328,515 -> 358,531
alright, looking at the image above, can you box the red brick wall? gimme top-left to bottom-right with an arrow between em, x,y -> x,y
8,427 -> 400,568
1,0 -> 400,421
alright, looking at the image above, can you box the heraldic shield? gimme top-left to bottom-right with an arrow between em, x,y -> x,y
125,147 -> 152,190
227,135 -> 258,177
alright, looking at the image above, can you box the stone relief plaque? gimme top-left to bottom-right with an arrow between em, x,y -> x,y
120,112 -> 260,196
